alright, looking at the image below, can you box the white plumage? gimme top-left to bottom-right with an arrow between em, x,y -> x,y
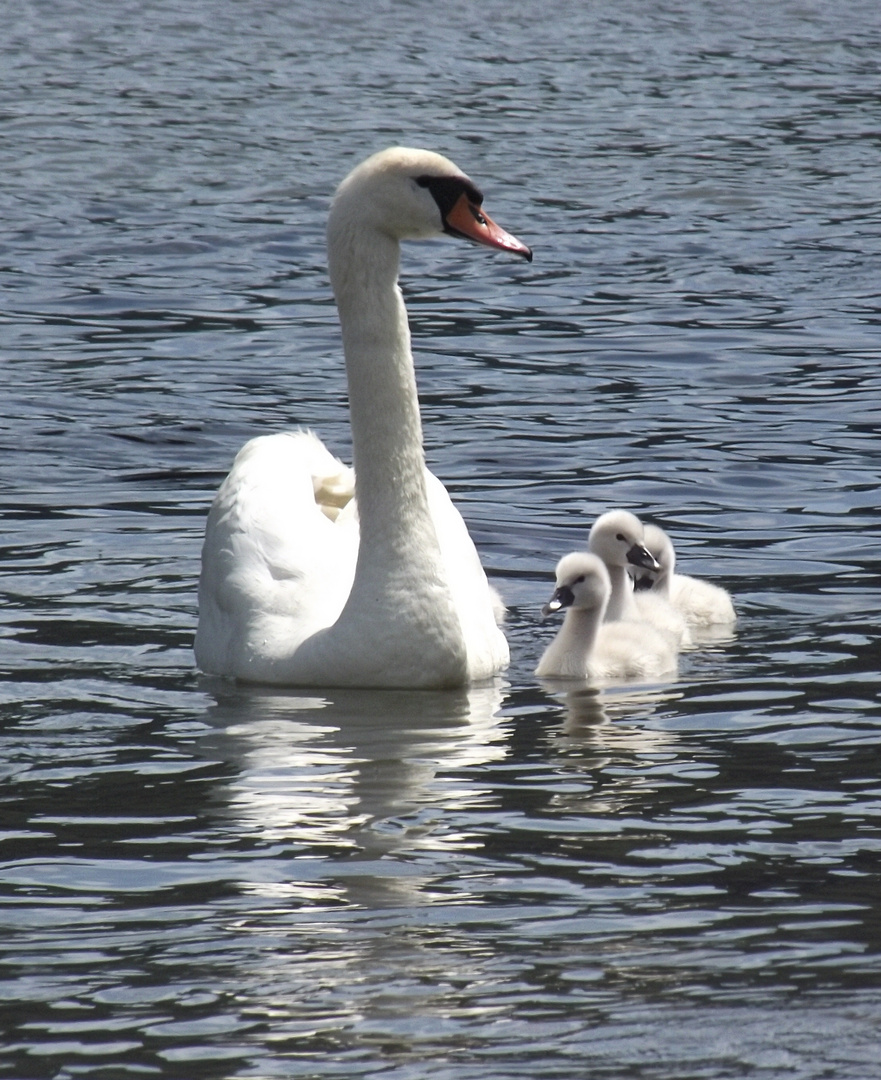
588,509 -> 691,648
535,552 -> 679,682
633,523 -> 737,628
195,147 -> 531,688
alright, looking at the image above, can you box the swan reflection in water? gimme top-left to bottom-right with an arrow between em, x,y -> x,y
539,677 -> 683,746
536,676 -> 690,818
197,680 -> 507,908
194,668 -> 690,912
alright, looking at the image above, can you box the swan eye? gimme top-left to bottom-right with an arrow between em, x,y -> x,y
616,533 -> 627,542
415,175 -> 486,220
574,574 -> 585,584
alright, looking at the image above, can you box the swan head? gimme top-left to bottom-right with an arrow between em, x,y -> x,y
329,146 -> 532,260
588,509 -> 660,573
632,523 -> 675,591
542,552 -> 611,617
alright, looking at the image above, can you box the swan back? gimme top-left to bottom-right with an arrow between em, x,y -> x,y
195,432 -> 360,676
589,619 -> 679,683
670,572 -> 737,627
633,589 -> 692,649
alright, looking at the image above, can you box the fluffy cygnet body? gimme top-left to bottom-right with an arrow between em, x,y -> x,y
536,552 -> 679,682
632,524 -> 736,627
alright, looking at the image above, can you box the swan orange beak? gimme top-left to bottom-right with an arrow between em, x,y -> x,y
444,193 -> 533,261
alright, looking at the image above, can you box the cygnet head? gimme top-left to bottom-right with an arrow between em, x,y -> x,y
588,510 -> 660,573
542,552 -> 611,618
632,523 -> 675,591
329,146 -> 532,257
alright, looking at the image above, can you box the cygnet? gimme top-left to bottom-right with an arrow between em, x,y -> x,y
633,523 -> 736,627
536,552 -> 679,682
588,509 -> 690,647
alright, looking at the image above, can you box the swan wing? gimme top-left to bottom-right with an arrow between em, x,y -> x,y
195,431 -> 358,675
670,573 -> 736,626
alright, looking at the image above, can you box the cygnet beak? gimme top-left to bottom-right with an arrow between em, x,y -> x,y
541,584 -> 575,617
626,542 -> 661,573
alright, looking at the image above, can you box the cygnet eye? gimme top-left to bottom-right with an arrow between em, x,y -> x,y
616,533 -> 627,542
574,574 -> 585,584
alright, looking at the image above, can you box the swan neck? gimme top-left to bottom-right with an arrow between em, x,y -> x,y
539,607 -> 601,679
326,206 -> 461,663
564,608 -> 602,655
317,207 -> 470,683
653,565 -> 672,596
331,227 -> 429,545
605,565 -> 638,621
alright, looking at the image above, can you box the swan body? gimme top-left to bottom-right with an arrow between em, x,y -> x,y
195,147 -> 531,688
633,524 -> 736,627
535,552 -> 679,682
635,591 -> 692,648
587,509 -> 691,647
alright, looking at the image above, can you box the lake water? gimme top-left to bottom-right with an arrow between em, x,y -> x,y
3,0 -> 881,1076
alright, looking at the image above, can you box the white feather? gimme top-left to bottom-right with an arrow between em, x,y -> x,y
195,148 -> 529,687
634,523 -> 736,627
536,552 -> 678,683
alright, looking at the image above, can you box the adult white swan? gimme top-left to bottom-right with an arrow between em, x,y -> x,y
195,147 -> 531,688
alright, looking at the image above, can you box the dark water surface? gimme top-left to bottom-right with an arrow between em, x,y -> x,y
3,1 -> 881,1076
